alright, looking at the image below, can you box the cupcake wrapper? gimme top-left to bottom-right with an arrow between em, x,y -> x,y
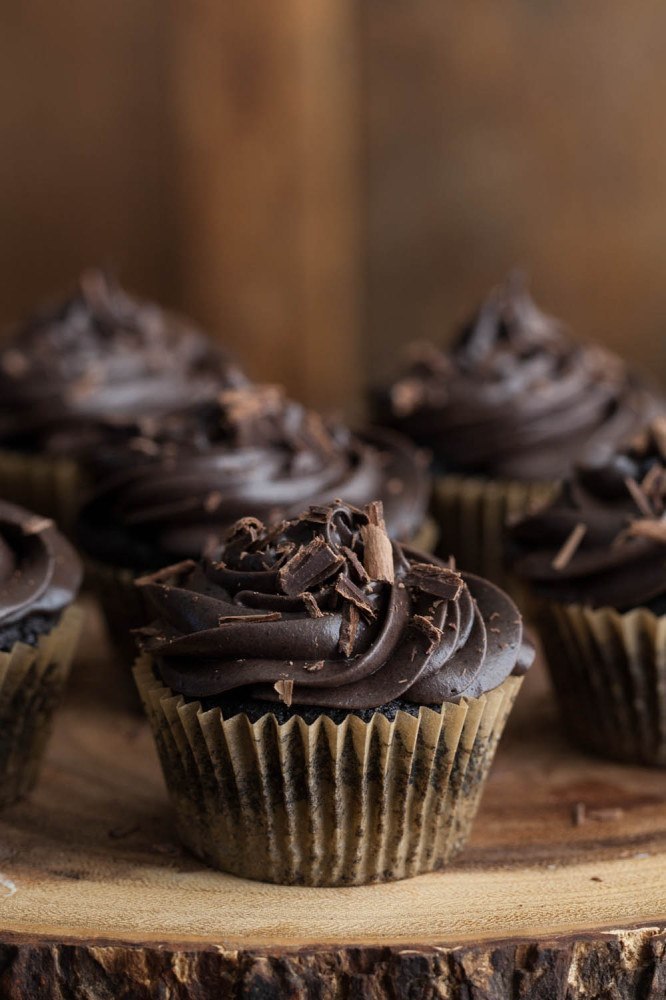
134,656 -> 522,886
409,514 -> 439,554
432,473 -> 556,598
536,601 -> 666,766
0,605 -> 83,808
84,558 -> 145,708
0,447 -> 84,533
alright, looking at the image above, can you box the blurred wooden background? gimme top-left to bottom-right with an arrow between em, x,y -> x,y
1,1 -> 665,413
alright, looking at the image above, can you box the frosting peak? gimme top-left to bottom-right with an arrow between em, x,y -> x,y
379,274 -> 661,481
0,270 -> 246,452
135,501 -> 529,710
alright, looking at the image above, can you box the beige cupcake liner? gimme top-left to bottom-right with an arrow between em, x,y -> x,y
0,605 -> 83,808
134,656 -> 522,886
536,601 -> 666,766
84,557 -> 145,707
432,473 -> 557,599
409,514 -> 439,554
0,447 -> 85,533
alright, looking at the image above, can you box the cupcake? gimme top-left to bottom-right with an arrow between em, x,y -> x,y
133,499 -> 532,885
0,499 -> 83,806
76,384 -> 433,669
0,269 -> 245,528
376,273 -> 662,588
509,419 -> 666,765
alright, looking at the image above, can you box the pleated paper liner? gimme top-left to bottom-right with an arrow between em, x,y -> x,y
409,514 -> 439,554
535,600 -> 666,766
84,557 -> 146,709
134,656 -> 523,886
0,604 -> 83,809
0,447 -> 85,534
432,473 -> 556,600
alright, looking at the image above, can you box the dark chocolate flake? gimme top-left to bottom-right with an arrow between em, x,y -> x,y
338,602 -> 360,657
300,592 -> 325,618
218,612 -> 282,626
412,614 -> 444,653
334,574 -> 376,618
278,536 -> 344,597
274,679 -> 294,706
403,562 -> 463,600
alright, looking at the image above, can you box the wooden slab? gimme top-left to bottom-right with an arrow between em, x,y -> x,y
0,602 -> 664,997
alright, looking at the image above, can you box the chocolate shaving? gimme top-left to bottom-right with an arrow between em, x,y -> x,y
624,477 -> 654,518
334,575 -> 376,618
412,614 -> 444,653
135,559 -> 197,587
128,436 -> 161,457
218,612 -> 281,626
340,545 -> 369,585
587,807 -> 624,822
552,523 -> 587,571
0,348 -> 28,378
273,679 -> 294,706
300,591 -> 325,618
203,491 -> 223,513
641,464 -> 666,514
338,602 -> 360,657
360,501 -> 394,584
390,377 -> 424,417
651,416 -> 666,460
403,562 -> 463,600
623,518 -> 666,545
278,536 -> 344,597
22,516 -> 54,536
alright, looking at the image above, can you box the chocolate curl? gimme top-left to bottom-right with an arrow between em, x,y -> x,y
273,679 -> 294,706
135,559 -> 197,587
360,501 -> 394,584
551,523 -> 587,571
277,536 -> 344,597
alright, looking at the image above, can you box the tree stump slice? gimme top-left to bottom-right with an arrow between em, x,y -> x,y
0,602 -> 663,998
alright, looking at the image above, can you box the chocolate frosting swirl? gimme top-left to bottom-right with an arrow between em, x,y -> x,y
0,270 -> 246,455
510,419 -> 666,611
378,274 -> 662,480
135,501 -> 530,710
0,501 -> 82,626
77,386 -> 431,567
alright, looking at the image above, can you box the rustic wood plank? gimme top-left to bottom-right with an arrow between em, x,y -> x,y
362,0 -> 666,385
0,600 -> 662,998
171,0 -> 363,412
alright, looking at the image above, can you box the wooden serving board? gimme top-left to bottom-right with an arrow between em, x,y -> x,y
0,602 -> 664,998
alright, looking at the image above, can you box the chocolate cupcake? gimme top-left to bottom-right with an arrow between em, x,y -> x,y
376,274 -> 662,588
133,500 -> 531,885
510,419 -> 666,765
0,270 -> 245,527
76,384 -> 433,672
0,500 -> 83,806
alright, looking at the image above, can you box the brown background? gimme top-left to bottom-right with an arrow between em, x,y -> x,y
1,1 -> 665,412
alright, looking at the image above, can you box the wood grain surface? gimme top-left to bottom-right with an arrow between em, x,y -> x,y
0,602 -> 663,996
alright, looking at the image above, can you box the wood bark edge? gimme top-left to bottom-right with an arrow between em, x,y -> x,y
0,924 -> 664,998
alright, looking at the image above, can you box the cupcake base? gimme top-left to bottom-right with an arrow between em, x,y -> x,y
134,656 -> 522,886
0,605 -> 83,808
536,600 -> 666,767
